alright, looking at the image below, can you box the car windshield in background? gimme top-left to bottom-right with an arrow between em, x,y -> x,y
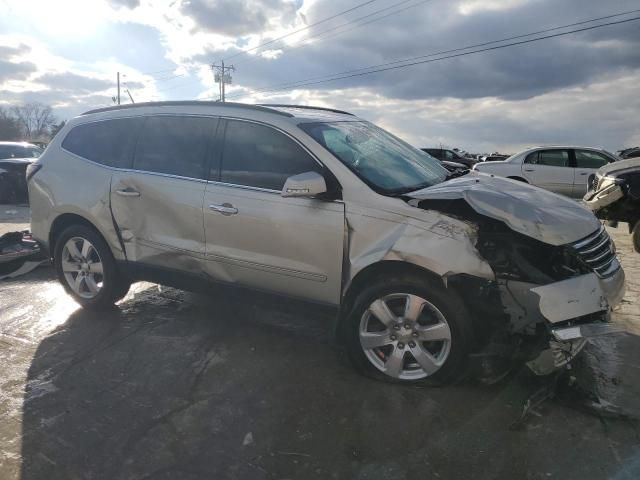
0,145 -> 43,159
300,121 -> 447,195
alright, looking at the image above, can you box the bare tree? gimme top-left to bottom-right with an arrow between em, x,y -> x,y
49,120 -> 66,139
0,106 -> 22,141
11,102 -> 56,140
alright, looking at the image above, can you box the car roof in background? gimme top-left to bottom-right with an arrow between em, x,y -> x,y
0,141 -> 39,148
598,157 -> 640,175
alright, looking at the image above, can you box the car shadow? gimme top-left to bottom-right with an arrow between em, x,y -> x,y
16,282 -> 640,479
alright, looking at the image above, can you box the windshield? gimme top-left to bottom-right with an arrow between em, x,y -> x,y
300,121 -> 447,195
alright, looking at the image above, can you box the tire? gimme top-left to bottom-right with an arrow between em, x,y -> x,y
340,273 -> 472,385
53,224 -> 130,310
632,221 -> 640,254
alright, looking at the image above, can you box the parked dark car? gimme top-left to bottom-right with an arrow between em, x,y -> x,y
584,158 -> 640,252
0,142 -> 43,204
617,147 -> 640,160
480,154 -> 509,162
421,148 -> 477,168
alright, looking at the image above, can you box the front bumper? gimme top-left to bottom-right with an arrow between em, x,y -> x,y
531,268 -> 626,324
583,179 -> 624,212
500,267 -> 625,337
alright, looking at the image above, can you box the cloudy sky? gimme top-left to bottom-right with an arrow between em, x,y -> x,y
1,0 -> 639,153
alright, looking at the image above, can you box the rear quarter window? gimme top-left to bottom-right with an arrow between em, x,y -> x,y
62,117 -> 144,168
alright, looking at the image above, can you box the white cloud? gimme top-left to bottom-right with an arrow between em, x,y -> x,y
457,0 -> 531,16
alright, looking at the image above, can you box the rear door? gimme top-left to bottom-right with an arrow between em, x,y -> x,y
521,149 -> 574,196
202,119 -> 345,304
572,149 -> 612,197
110,115 -> 218,270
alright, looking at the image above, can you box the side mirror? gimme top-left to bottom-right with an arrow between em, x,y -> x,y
281,171 -> 327,198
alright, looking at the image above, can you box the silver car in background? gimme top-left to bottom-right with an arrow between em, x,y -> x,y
27,102 -> 625,384
473,146 -> 619,197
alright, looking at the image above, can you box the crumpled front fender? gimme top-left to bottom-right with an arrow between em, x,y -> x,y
344,208 -> 494,293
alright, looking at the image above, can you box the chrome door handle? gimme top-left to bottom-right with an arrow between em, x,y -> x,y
115,189 -> 140,197
209,203 -> 238,215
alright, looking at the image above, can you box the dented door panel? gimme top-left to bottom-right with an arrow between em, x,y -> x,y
110,172 -> 206,268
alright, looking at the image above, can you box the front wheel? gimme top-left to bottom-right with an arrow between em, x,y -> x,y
340,273 -> 472,385
632,221 -> 640,253
54,225 -> 130,309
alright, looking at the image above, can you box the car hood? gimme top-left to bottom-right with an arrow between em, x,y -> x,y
598,157 -> 640,176
407,172 -> 600,246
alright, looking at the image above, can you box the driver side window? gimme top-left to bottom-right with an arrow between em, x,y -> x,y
219,120 -> 322,191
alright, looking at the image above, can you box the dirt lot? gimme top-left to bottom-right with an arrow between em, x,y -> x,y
1,206 -> 639,480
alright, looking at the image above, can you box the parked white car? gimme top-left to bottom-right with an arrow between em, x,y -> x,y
473,146 -> 619,197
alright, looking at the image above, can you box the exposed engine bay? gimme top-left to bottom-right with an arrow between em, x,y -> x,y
404,173 -> 626,380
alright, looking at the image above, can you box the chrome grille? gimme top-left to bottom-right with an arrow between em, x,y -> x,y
571,226 -> 619,278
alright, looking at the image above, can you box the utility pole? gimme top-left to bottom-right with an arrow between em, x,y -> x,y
211,61 -> 235,102
116,71 -> 121,105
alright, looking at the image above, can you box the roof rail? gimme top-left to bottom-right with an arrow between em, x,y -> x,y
258,104 -> 355,116
81,101 -> 294,117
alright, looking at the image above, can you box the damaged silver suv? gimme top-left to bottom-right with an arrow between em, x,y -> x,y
28,102 -> 625,384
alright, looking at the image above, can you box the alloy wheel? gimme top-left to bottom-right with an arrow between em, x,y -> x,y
61,237 -> 104,299
359,293 -> 452,380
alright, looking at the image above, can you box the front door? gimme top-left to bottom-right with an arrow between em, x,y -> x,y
202,119 -> 344,304
572,149 -> 612,197
111,115 -> 218,270
521,149 -> 574,196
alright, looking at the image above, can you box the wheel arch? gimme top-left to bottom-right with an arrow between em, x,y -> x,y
340,261 -> 445,320
49,213 -> 112,259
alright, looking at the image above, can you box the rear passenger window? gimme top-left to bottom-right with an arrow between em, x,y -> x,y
219,120 -> 321,191
133,116 -> 217,179
526,150 -> 569,167
62,117 -> 143,168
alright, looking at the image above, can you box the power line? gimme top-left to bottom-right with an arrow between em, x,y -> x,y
233,0 -> 430,65
233,0 -> 433,67
226,12 -> 640,100
223,0 -> 380,62
232,8 -> 640,95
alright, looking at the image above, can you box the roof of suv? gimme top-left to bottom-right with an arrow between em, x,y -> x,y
81,101 -> 355,122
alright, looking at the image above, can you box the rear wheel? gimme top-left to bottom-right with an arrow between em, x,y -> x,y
632,221 -> 640,253
54,225 -> 130,309
341,273 -> 472,385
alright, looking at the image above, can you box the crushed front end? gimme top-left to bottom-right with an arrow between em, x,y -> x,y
407,173 -> 626,378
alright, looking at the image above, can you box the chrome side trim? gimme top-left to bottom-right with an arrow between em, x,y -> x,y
206,180 -> 280,194
204,252 -> 328,282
